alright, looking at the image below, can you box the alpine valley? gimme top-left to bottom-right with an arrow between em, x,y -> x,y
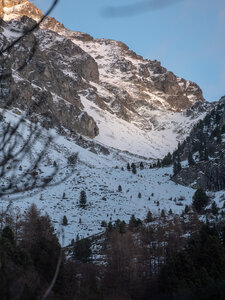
0,0 -> 224,246
2,1 -> 225,299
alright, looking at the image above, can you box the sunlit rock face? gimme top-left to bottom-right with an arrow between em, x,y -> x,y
0,1 -> 210,155
0,0 -> 43,22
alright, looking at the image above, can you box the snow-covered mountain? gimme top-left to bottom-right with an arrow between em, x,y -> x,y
2,1 -> 224,246
1,107 -> 224,246
0,109 -> 203,245
0,0 -> 212,158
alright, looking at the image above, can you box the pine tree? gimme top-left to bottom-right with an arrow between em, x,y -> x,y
138,192 -> 142,198
73,237 -> 92,262
204,114 -> 211,126
204,148 -> 209,161
127,163 -> 131,171
161,209 -> 166,218
119,221 -> 126,234
131,163 -> 137,174
184,204 -> 189,214
173,162 -> 177,175
217,131 -> 222,143
145,210 -> 153,222
173,161 -> 182,176
157,159 -> 161,168
140,162 -> 144,170
76,234 -> 80,243
62,215 -> 68,226
211,201 -> 219,215
177,161 -> 182,172
79,190 -> 87,208
192,188 -> 209,213
188,152 -> 195,165
129,214 -> 142,228
108,221 -> 113,232
101,220 -> 107,227
118,185 -> 122,192
162,152 -> 172,166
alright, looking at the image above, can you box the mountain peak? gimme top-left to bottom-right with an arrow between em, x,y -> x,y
0,0 -> 43,22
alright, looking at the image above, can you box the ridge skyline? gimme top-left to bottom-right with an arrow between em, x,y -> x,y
33,0 -> 225,103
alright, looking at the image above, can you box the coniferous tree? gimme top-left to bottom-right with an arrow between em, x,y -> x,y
217,131 -> 222,143
204,114 -> 211,126
192,188 -> 209,213
204,148 -> 209,161
145,210 -> 153,222
62,215 -> 68,226
131,163 -> 137,174
161,209 -> 165,218
159,224 -> 225,298
162,152 -> 172,166
80,190 -> 87,208
119,221 -> 126,234
127,163 -> 131,171
140,162 -> 144,170
188,152 -> 195,165
173,161 -> 177,175
184,204 -> 189,214
107,221 -> 113,232
173,160 -> 182,176
177,161 -> 182,173
101,220 -> 107,227
118,185 -> 122,192
157,159 -> 161,168
129,214 -> 142,228
215,112 -> 221,124
73,237 -> 92,262
211,201 -> 219,215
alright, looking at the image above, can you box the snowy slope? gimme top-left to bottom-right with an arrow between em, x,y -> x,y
80,94 -> 208,158
1,110 -> 222,246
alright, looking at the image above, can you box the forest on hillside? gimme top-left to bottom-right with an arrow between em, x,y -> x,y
1,201 -> 225,300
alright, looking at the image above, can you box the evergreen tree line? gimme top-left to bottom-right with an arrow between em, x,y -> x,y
155,102 -> 225,177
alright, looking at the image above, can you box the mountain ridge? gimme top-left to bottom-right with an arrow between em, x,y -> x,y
0,0 -> 211,158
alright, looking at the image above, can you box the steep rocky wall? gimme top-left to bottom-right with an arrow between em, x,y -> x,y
0,17 -> 99,138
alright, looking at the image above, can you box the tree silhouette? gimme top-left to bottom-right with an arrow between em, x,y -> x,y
192,188 -> 209,213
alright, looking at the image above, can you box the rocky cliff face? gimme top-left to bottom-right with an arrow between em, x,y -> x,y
0,1 -> 209,157
0,16 -> 99,137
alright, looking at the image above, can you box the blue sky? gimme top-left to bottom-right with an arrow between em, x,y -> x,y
36,0 -> 225,102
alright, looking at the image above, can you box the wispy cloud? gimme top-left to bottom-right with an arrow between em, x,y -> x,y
103,0 -> 185,17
